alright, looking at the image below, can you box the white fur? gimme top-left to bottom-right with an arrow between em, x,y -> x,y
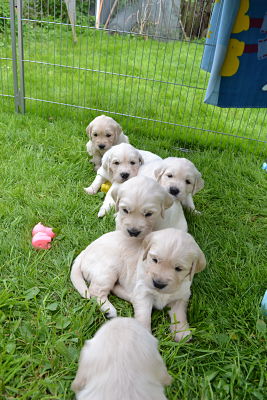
85,115 -> 129,170
71,318 -> 171,400
70,228 -> 206,341
84,143 -> 161,217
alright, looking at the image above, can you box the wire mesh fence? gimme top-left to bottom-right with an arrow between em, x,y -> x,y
0,0 -> 266,154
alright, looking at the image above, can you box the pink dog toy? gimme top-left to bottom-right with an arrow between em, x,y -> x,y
32,222 -> 56,249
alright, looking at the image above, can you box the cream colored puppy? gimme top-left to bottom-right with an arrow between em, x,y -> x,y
86,115 -> 129,170
71,317 -> 171,400
112,175 -> 187,236
70,228 -> 206,341
139,157 -> 204,212
112,176 -> 173,239
84,143 -> 161,217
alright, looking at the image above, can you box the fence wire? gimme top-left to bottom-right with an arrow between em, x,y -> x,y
0,0 -> 266,153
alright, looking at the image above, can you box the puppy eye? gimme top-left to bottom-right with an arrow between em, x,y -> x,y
123,208 -> 128,214
167,174 -> 173,178
130,161 -> 136,165
175,266 -> 182,272
106,133 -> 111,137
113,161 -> 120,165
185,179 -> 191,184
145,212 -> 152,217
93,133 -> 98,137
152,258 -> 158,263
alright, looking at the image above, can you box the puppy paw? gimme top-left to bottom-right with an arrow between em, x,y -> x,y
84,186 -> 98,195
104,308 -> 117,319
193,209 -> 201,215
170,325 -> 192,342
174,330 -> 192,342
98,208 -> 107,218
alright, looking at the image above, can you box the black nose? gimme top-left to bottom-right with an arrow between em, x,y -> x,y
169,186 -> 180,196
127,229 -> 141,237
121,172 -> 130,180
153,279 -> 167,290
98,144 -> 105,149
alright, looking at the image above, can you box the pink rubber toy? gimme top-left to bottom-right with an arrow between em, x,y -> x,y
32,232 -> 52,249
32,222 -> 55,238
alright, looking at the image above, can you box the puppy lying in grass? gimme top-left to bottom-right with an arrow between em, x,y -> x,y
85,115 -> 129,170
70,228 -> 206,342
71,317 -> 171,400
138,157 -> 204,230
112,175 -> 187,238
84,143 -> 161,217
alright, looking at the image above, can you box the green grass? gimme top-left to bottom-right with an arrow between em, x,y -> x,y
0,25 -> 267,154
0,107 -> 266,399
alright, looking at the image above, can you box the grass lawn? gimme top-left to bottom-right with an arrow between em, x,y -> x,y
0,19 -> 267,400
0,105 -> 266,399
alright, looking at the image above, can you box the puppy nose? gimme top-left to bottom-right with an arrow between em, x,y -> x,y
121,172 -> 130,180
98,144 -> 105,149
153,279 -> 167,290
127,228 -> 141,237
169,186 -> 179,196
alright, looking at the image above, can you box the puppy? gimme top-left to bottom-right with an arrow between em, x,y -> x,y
84,143 -> 161,217
70,228 -> 206,341
86,115 -> 129,170
139,157 -> 204,212
71,317 -> 171,400
112,175 -> 187,236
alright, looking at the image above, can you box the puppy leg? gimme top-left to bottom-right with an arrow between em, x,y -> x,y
98,188 -> 115,217
168,299 -> 191,342
84,174 -> 106,195
133,296 -> 153,332
112,283 -> 131,302
91,155 -> 102,171
89,282 -> 117,318
181,194 -> 200,214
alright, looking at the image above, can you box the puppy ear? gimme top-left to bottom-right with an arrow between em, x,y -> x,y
139,153 -> 144,165
86,123 -> 92,138
71,340 -> 92,393
142,234 -> 152,261
190,247 -> 206,280
161,192 -> 173,218
101,150 -> 112,176
114,122 -> 122,140
192,171 -> 204,195
154,166 -> 165,182
110,185 -> 120,212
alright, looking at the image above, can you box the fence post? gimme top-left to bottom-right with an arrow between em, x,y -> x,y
9,0 -> 19,112
17,0 -> 25,113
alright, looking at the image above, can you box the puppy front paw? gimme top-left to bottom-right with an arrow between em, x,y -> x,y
97,208 -> 106,218
170,325 -> 192,342
84,186 -> 98,195
104,307 -> 117,319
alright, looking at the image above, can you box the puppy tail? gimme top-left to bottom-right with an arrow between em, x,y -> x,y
70,253 -> 90,298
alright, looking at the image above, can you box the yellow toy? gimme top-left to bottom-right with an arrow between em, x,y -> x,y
100,181 -> 112,193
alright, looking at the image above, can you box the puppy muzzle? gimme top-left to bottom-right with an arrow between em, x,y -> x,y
127,228 -> 141,237
152,279 -> 167,290
169,186 -> 180,197
120,172 -> 130,181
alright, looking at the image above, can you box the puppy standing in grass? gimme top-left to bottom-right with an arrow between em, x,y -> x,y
84,143 -> 161,217
70,228 -> 206,342
71,317 -> 171,400
86,115 -> 129,170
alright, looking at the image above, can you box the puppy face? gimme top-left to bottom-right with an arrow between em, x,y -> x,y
154,158 -> 204,202
102,143 -> 144,184
86,115 -> 122,153
112,176 -> 173,239
141,228 -> 206,293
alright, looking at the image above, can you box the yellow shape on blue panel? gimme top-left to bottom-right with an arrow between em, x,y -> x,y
232,0 -> 249,33
221,39 -> 245,77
